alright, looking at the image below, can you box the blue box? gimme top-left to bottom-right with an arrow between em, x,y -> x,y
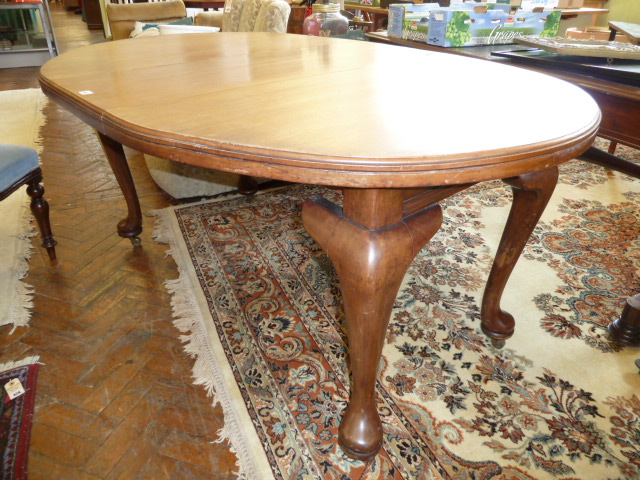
387,3 -> 440,39
427,6 -> 561,47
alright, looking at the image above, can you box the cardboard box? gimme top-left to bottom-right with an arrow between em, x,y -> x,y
495,0 -> 562,8
520,0 -> 558,8
387,3 -> 440,39
494,0 -> 523,6
565,25 -> 629,42
402,15 -> 431,42
427,6 -> 562,47
348,0 -> 414,7
556,0 -> 584,8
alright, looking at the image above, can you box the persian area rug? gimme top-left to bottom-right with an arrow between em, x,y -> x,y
0,89 -> 47,331
153,143 -> 640,480
0,357 -> 40,480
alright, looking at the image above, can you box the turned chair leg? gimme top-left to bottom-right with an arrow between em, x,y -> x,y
26,175 -> 57,261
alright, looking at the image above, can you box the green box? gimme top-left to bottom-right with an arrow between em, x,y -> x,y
387,3 -> 440,39
427,7 -> 562,47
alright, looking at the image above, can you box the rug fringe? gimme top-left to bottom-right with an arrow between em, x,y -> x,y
1,89 -> 48,332
150,207 -> 266,480
0,355 -> 40,372
33,88 -> 48,155
4,200 -> 37,334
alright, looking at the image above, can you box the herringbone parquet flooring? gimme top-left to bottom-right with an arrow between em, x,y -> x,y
1,5 -> 240,479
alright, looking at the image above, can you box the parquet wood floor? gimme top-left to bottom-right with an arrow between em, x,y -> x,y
1,5 -> 240,479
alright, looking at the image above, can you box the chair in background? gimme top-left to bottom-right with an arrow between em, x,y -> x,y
1,145 -> 57,261
194,0 -> 290,33
106,0 -> 191,39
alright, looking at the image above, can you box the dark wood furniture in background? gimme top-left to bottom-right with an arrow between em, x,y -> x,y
39,33 -> 600,461
182,0 -> 224,10
344,4 -> 388,30
83,0 -> 104,29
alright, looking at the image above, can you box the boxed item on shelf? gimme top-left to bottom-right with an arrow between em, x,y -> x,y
556,0 -> 584,7
565,26 -> 629,42
388,3 -> 440,39
494,0 -> 571,8
346,0 -> 420,7
493,0 -> 523,6
520,0 -> 559,8
427,6 -> 561,47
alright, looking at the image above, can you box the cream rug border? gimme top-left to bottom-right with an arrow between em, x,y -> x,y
151,193 -> 277,480
0,89 -> 48,332
0,356 -> 41,373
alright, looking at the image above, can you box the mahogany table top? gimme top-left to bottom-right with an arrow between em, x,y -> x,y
39,33 -> 600,188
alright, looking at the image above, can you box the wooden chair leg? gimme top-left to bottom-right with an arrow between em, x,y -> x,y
26,176 -> 57,261
608,141 -> 618,154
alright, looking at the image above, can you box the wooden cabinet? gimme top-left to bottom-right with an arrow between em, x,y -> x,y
83,0 -> 103,30
583,0 -> 607,7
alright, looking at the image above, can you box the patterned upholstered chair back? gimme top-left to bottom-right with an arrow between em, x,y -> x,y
224,0 -> 290,32
195,0 -> 290,33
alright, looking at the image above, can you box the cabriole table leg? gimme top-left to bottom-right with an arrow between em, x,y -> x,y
481,167 -> 559,348
97,132 -> 143,246
302,189 -> 443,461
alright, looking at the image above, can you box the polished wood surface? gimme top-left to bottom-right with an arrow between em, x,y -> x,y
344,4 -> 388,30
39,32 -> 600,460
559,6 -> 608,19
40,33 -> 598,187
560,7 -> 608,14
367,32 -> 640,149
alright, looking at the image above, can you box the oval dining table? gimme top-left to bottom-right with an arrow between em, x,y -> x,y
39,32 -> 601,461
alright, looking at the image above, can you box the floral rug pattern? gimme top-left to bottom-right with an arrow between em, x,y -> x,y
162,143 -> 640,480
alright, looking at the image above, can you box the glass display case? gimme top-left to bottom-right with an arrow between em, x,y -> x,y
0,0 -> 58,68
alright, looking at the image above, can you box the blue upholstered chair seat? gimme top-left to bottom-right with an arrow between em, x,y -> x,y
0,144 -> 39,192
1,143 -> 57,260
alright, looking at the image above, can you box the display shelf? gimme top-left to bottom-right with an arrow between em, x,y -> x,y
0,0 -> 58,68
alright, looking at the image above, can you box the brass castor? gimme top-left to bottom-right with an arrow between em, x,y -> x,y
130,236 -> 142,247
491,338 -> 506,349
